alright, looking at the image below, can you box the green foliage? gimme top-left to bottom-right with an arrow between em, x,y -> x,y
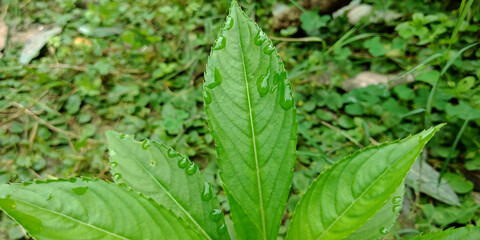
0,179 -> 203,239
204,3 -> 296,239
1,0 -> 480,239
286,126 -> 441,239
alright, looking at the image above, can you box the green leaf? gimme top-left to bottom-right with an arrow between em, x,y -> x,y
409,226 -> 480,240
346,184 -> 404,240
363,36 -> 386,57
443,173 -> 474,194
65,94 -> 82,115
106,131 -> 229,240
204,1 -> 297,239
300,11 -> 330,34
286,125 -> 443,240
0,178 -> 203,239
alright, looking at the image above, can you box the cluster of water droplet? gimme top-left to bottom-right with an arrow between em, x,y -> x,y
253,31 -> 293,110
392,196 -> 402,214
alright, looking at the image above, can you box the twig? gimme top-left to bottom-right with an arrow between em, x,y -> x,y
12,102 -> 100,144
319,120 -> 364,148
269,36 -> 323,42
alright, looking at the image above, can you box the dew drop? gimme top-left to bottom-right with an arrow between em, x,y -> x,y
110,162 -> 118,169
279,80 -> 294,110
210,209 -> 223,222
392,205 -> 402,213
150,160 -> 156,167
178,157 -> 189,168
217,224 -> 227,234
69,178 -> 77,183
185,163 -> 198,175
120,134 -> 126,139
109,150 -> 117,157
47,193 -> 53,200
254,31 -> 267,46
257,69 -> 270,97
224,16 -> 234,30
379,227 -> 389,234
203,90 -> 212,105
205,67 -> 223,89
113,173 -> 122,182
142,140 -> 151,150
72,187 -> 88,195
213,36 -> 226,50
167,148 -> 179,158
23,182 -> 33,186
392,196 -> 402,205
263,43 -> 275,54
201,182 -> 213,201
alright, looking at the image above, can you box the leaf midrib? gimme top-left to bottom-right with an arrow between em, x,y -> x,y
235,9 -> 267,240
317,147 -> 416,240
123,148 -> 212,240
14,199 -> 129,239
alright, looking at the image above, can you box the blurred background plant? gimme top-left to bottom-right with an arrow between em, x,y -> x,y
0,0 -> 479,239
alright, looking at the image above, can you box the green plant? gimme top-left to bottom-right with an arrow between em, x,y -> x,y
0,1 -> 477,239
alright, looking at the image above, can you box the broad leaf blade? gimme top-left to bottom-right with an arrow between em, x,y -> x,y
106,131 -> 229,240
0,179 -> 203,240
346,184 -> 404,240
409,226 -> 480,240
204,1 -> 297,239
286,125 -> 443,240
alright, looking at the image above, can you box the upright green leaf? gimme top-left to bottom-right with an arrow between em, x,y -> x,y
106,131 -> 229,240
286,125 -> 443,240
410,226 -> 480,240
204,1 -> 297,239
0,179 -> 203,240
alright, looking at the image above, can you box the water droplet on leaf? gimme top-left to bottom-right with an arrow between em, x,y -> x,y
109,150 -> 117,156
217,224 -> 227,234
167,148 -> 179,158
110,162 -> 118,169
201,182 -> 213,201
254,31 -> 267,46
210,209 -> 223,222
23,182 -> 33,186
392,205 -> 402,213
257,69 -> 270,97
213,36 -> 226,50
379,227 -> 389,234
72,187 -> 88,195
203,90 -> 212,104
279,80 -> 294,110
120,134 -> 126,139
113,173 -> 122,182
178,157 -> 189,168
185,163 -> 198,175
206,67 -> 222,89
47,193 -> 53,200
224,16 -> 234,30
392,196 -> 402,205
150,160 -> 156,166
142,140 -> 151,150
263,43 -> 275,54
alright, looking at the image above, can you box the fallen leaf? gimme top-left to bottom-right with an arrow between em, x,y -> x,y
0,21 -> 7,51
19,27 -> 62,64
